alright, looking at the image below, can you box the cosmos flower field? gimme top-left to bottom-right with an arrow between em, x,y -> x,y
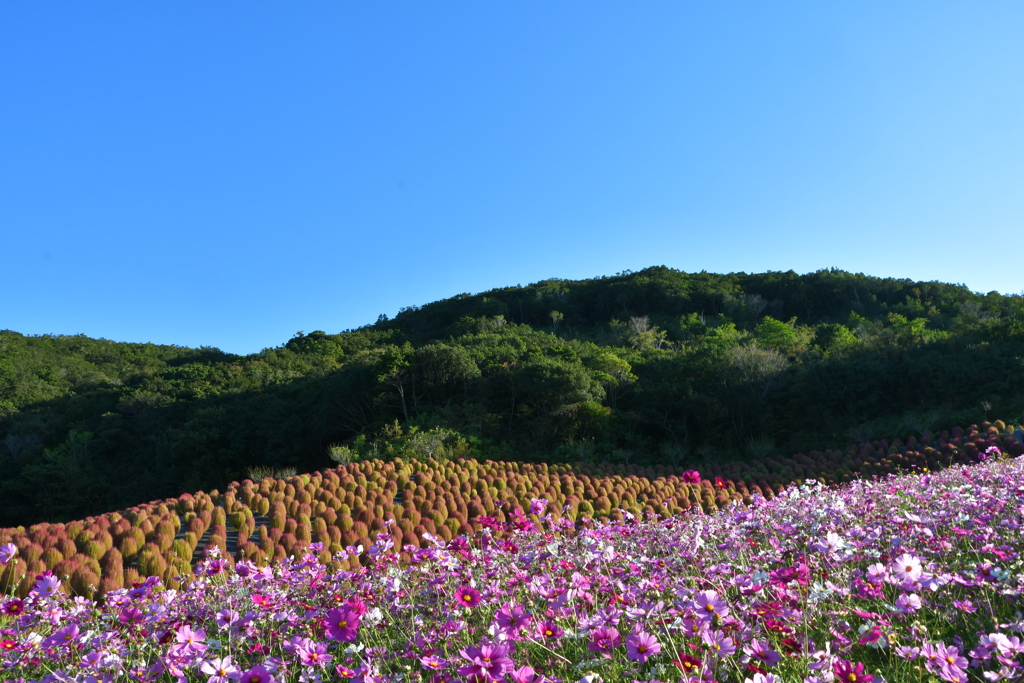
2,446 -> 1024,683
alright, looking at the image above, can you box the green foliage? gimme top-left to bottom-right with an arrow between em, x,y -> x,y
2,267 -> 1024,527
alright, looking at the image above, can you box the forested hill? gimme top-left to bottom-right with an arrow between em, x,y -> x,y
3,266 -> 1024,527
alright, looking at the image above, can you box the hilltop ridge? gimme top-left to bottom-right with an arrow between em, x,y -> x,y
2,266 -> 1023,526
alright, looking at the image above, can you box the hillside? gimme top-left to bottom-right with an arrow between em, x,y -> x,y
2,266 -> 1023,526
2,418 -> 1020,601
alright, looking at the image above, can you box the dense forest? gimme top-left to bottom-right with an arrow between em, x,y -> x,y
3,266 -> 1023,528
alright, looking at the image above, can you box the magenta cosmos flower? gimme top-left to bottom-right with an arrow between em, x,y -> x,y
588,627 -> 622,654
493,603 -> 532,637
457,642 -> 515,681
239,664 -> 275,683
455,584 -> 483,608
535,620 -> 563,639
325,606 -> 361,643
832,659 -> 873,683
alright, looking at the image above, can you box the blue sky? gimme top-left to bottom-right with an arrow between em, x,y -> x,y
3,2 -> 1022,355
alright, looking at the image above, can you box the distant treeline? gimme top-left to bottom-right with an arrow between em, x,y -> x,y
2,266 -> 1023,527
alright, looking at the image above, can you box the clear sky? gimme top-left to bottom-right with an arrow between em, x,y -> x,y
3,2 -> 1022,355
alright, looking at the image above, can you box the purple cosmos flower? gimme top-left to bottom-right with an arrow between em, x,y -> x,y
215,610 -> 240,630
702,629 -> 737,657
455,585 -> 483,608
325,606 -> 361,643
457,642 -> 515,682
119,606 -> 145,625
895,645 -> 920,661
895,593 -> 922,613
201,656 -> 242,683
32,573 -> 61,598
921,642 -> 945,673
493,603 -> 532,637
529,498 -> 549,515
0,543 -> 16,564
588,627 -> 622,654
744,639 -> 781,667
625,631 -> 661,663
681,616 -> 708,640
41,624 -> 80,649
693,590 -> 729,621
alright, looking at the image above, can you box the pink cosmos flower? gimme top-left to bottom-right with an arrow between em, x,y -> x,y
890,553 -> 923,583
744,674 -> 780,683
864,563 -> 887,585
681,616 -> 707,639
296,641 -> 333,668
419,655 -> 448,670
921,642 -> 943,673
625,631 -> 661,662
175,624 -> 208,655
510,665 -> 547,683
1,599 -> 25,616
673,653 -> 703,678
682,470 -> 701,484
201,656 -> 242,683
895,645 -> 920,660
251,594 -> 274,609
936,644 -> 968,682
990,633 -> 1024,656
952,599 -> 976,613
